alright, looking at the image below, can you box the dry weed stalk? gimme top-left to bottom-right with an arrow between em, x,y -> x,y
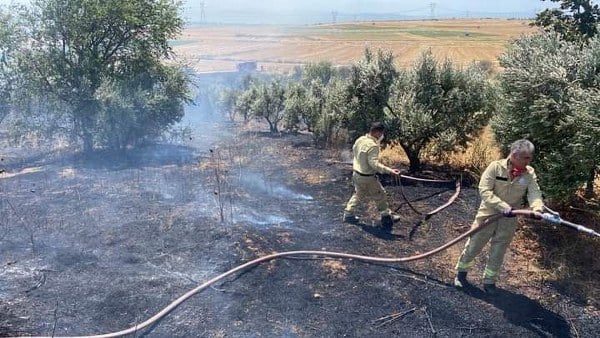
373,307 -> 417,328
210,148 -> 226,223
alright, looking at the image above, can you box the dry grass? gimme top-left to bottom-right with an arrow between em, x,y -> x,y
443,127 -> 502,176
379,127 -> 502,177
380,144 -> 409,168
175,19 -> 536,73
321,259 -> 348,278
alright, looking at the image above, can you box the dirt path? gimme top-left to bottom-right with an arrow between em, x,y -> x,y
1,119 -> 598,337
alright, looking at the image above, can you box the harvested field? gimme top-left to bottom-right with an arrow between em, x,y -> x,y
174,19 -> 537,72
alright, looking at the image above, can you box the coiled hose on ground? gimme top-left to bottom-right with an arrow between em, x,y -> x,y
24,209 -> 539,338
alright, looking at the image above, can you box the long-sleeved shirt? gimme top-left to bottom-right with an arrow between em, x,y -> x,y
351,134 -> 394,175
474,158 -> 544,223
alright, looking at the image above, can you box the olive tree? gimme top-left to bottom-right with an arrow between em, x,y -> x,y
534,0 -> 600,42
0,6 -> 27,124
283,79 -> 326,133
342,48 -> 398,140
384,50 -> 494,172
14,0 -> 189,152
494,32 -> 600,200
303,61 -> 335,86
250,81 -> 286,133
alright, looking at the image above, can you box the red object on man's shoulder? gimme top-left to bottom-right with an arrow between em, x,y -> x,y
510,166 -> 527,178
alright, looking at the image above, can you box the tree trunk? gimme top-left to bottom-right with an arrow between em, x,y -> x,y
585,167 -> 597,198
401,144 -> 421,172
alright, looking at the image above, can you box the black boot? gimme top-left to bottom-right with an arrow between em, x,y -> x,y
343,213 -> 359,224
454,271 -> 469,288
381,215 -> 393,231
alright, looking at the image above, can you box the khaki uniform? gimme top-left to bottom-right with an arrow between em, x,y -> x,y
344,134 -> 395,216
456,158 -> 544,284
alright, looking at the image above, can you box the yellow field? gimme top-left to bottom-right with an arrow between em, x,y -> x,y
174,19 -> 538,73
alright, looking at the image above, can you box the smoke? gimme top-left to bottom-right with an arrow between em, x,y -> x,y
239,172 -> 313,201
235,210 -> 293,227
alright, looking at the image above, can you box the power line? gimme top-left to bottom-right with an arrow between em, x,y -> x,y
199,1 -> 206,23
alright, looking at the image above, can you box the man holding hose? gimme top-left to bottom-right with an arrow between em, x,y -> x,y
454,139 -> 545,295
343,122 -> 401,231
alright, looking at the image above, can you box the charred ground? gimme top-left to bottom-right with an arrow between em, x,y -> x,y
1,120 -> 598,337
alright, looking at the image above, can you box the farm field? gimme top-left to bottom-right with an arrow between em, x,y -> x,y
174,19 -> 537,72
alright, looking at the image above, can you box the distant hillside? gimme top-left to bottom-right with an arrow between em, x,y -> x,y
183,9 -> 537,26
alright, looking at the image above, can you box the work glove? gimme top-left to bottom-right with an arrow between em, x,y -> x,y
502,207 -> 515,217
532,206 -> 544,213
532,206 -> 544,219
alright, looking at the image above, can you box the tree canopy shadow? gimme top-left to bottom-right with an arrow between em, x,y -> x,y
0,143 -> 201,173
464,286 -> 571,337
70,143 -> 200,170
353,221 -> 405,241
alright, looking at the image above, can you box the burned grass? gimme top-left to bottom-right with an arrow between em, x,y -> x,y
1,126 -> 598,337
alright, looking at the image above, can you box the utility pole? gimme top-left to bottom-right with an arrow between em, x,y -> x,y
200,1 -> 206,23
429,2 -> 436,20
331,10 -> 338,24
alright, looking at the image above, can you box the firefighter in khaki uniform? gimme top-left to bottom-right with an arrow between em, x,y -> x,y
343,122 -> 401,231
454,139 -> 545,294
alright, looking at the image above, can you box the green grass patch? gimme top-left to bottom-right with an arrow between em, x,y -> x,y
298,25 -> 498,41
404,29 -> 492,39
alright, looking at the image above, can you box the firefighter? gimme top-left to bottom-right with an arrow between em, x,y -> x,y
454,139 -> 545,295
343,122 -> 401,231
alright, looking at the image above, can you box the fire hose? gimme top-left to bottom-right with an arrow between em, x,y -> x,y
392,174 -> 462,239
24,209 -> 598,338
541,205 -> 600,237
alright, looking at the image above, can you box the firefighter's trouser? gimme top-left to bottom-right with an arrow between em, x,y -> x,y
344,173 -> 391,216
455,217 -> 518,284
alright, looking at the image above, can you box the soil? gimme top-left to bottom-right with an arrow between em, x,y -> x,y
1,114 -> 599,337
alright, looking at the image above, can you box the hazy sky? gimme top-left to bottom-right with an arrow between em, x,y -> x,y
191,0 -> 552,13
0,0 -> 560,24
183,0 -> 559,24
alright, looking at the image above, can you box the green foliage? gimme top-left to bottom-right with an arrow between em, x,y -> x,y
227,48 -> 493,160
95,64 -> 189,149
534,0 -> 600,42
342,48 -> 398,139
0,6 -> 28,119
235,86 -> 257,122
314,79 -> 347,147
282,82 -> 307,132
385,50 -> 494,172
494,32 -> 600,200
219,88 -> 240,121
250,81 -> 286,133
303,61 -> 335,86
12,0 -> 188,151
284,79 -> 326,133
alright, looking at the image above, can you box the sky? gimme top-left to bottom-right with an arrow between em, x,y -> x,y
189,0 -> 551,13
0,0 -> 561,25
183,0 -> 559,24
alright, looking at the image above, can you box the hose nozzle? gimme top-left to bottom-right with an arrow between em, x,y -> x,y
541,212 -> 561,224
